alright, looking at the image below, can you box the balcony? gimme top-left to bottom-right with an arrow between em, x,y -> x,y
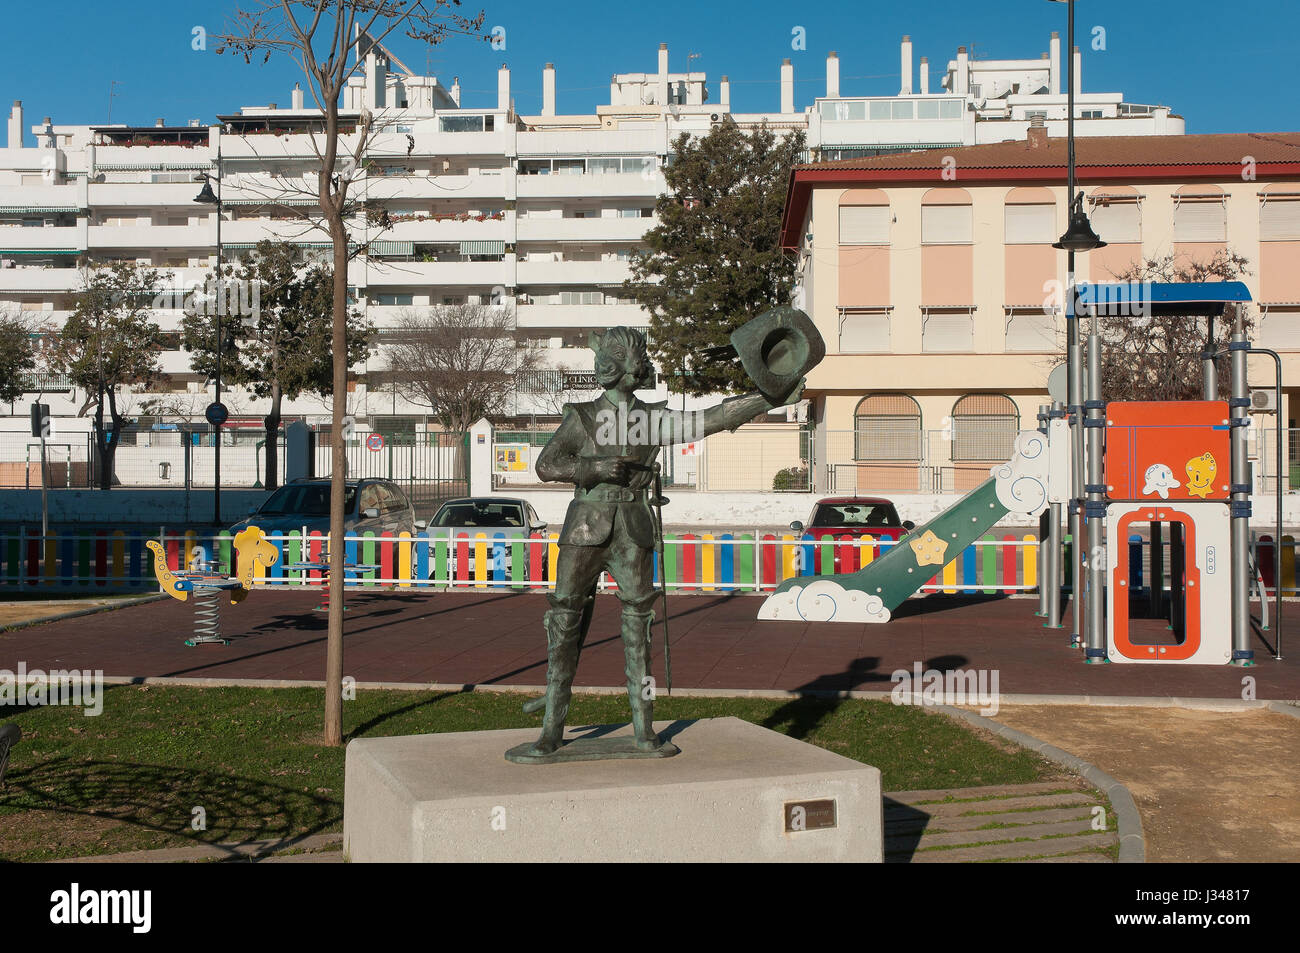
0,267 -> 84,293
362,170 -> 513,201
87,224 -> 211,250
516,216 -> 652,242
93,145 -> 214,169
515,258 -> 630,285
373,215 -> 512,244
87,182 -> 209,207
516,172 -> 663,200
515,303 -> 648,329
360,257 -> 516,288
0,183 -> 87,211
217,133 -> 360,162
516,128 -> 667,158
0,224 -> 87,252
220,218 -> 332,246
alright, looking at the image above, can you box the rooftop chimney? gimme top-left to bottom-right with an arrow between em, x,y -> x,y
900,36 -> 913,95
1027,115 -> 1048,149
955,46 -> 969,95
719,75 -> 730,109
1072,45 -> 1082,96
451,76 -> 461,106
7,100 -> 22,149
155,118 -> 165,127
498,65 -> 511,111
657,43 -> 669,106
292,83 -> 304,110
780,58 -> 794,114
920,57 -> 930,95
542,63 -> 556,116
1049,32 -> 1061,95
826,51 -> 840,98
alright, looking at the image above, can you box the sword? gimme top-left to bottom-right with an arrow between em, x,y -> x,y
650,462 -> 672,694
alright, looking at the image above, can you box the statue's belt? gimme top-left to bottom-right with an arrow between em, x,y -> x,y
574,485 -> 651,503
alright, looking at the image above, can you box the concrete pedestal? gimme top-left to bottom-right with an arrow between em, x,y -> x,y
343,716 -> 882,863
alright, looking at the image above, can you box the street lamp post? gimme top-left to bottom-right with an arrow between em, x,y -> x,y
194,164 -> 226,526
1050,0 -> 1107,661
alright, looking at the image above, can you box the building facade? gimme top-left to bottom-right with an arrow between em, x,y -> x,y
0,32 -> 1181,448
781,129 -> 1300,495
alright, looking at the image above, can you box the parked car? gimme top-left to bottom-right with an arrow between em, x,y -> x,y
231,478 -> 425,541
789,497 -> 915,573
430,497 -> 549,581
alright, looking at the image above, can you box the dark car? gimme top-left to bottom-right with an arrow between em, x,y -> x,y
430,497 -> 549,580
789,497 -> 915,573
231,478 -> 425,540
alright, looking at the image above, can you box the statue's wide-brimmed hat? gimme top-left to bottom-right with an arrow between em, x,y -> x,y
729,306 -> 825,404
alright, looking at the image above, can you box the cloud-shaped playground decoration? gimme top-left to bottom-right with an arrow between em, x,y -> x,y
992,431 -> 1050,515
757,580 -> 892,623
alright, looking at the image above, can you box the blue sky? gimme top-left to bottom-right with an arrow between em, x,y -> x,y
2,0 -> 1294,134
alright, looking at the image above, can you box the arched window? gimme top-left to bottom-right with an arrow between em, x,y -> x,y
952,394 -> 1018,462
854,394 -> 921,461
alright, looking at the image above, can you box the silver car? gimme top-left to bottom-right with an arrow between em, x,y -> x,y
430,497 -> 549,581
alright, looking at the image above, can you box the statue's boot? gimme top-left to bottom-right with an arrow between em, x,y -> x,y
621,608 -> 661,751
530,607 -> 584,756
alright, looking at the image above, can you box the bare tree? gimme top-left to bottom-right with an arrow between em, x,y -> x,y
1100,249 -> 1254,402
213,1 -> 486,745
384,305 -> 542,442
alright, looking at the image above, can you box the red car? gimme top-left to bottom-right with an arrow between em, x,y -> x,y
789,497 -> 915,573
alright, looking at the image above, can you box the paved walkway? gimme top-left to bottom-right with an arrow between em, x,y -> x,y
885,780 -> 1116,862
1,589 -> 1294,700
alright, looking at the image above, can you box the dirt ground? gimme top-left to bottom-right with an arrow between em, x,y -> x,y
989,705 -> 1300,863
0,598 -> 139,628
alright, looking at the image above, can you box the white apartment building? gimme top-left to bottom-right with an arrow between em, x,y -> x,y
0,32 -> 1182,442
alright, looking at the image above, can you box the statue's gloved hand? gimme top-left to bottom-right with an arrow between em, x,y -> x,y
586,455 -> 636,486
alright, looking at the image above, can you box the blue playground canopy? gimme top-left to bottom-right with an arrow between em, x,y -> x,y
1075,281 -> 1252,317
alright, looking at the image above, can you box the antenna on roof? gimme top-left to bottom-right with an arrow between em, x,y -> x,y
107,80 -> 121,124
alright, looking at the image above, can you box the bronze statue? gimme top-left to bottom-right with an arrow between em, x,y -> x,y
506,309 -> 822,763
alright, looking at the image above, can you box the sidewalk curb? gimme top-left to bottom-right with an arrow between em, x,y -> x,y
0,594 -> 166,634
88,676 -> 1300,708
47,832 -> 342,864
936,704 -> 1145,863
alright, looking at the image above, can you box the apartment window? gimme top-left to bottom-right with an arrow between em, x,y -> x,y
952,394 -> 1018,461
854,394 -> 921,461
869,101 -> 892,121
1004,309 -> 1059,352
1090,194 -> 1143,244
839,309 -> 890,353
921,204 -> 973,244
1173,195 -> 1227,242
940,100 -> 963,119
588,158 -> 621,174
439,114 -> 492,133
922,308 -> 974,352
891,101 -> 914,120
1080,109 -> 1103,119
1256,307 -> 1300,351
916,100 -> 940,120
839,205 -> 890,245
559,291 -> 603,305
554,159 -> 585,175
822,101 -> 866,121
618,208 -> 643,219
373,293 -> 413,306
1004,204 -> 1056,244
1260,196 -> 1300,241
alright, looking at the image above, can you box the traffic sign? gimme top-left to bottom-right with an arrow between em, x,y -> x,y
205,401 -> 230,427
366,432 -> 385,452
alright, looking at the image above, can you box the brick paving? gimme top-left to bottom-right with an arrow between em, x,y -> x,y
0,588 -> 1294,699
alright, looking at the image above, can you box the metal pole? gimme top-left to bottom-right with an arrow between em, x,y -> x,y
1085,316 -> 1107,662
1202,315 -> 1217,399
1229,311 -> 1254,665
1046,400 -> 1065,628
39,434 -> 48,541
1037,405 -> 1051,619
214,175 -> 223,527
1068,274 -> 1084,646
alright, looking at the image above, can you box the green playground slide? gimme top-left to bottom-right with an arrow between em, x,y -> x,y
759,477 -> 1011,622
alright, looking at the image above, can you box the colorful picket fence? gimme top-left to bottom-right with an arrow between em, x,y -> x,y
0,526 -> 1057,596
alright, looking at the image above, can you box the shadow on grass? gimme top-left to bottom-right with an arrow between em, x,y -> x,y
0,757 -> 338,861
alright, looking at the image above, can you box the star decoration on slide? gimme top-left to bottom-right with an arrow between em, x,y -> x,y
908,529 -> 949,567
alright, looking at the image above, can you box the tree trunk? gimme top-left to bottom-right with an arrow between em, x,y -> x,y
323,132 -> 348,747
264,385 -> 282,491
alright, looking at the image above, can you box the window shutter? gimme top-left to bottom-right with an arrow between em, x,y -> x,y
839,205 -> 890,244
1173,201 -> 1226,242
839,311 -> 890,352
922,311 -> 973,351
921,204 -> 972,244
1005,312 -> 1058,352
1091,202 -> 1141,244
1004,204 -> 1055,244
1261,199 -> 1300,241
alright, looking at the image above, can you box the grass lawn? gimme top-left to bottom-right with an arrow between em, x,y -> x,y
0,685 -> 1065,862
